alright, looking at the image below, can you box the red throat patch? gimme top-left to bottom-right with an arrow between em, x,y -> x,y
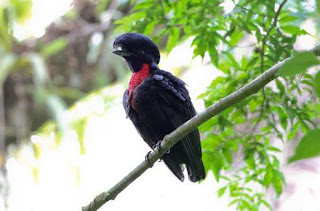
129,63 -> 150,107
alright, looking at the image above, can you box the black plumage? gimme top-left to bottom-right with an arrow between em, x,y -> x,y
113,33 -> 205,182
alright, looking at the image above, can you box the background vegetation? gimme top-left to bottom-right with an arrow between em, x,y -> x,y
0,0 -> 320,210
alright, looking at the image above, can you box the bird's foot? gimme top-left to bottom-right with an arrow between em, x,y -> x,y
153,141 -> 162,153
152,140 -> 170,155
145,151 -> 153,167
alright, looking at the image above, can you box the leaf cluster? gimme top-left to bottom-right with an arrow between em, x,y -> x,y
116,0 -> 320,209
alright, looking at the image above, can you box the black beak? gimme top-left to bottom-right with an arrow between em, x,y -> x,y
112,45 -> 132,57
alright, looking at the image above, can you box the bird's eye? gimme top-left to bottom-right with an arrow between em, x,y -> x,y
139,50 -> 145,55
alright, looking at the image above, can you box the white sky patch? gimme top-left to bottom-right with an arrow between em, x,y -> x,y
294,19 -> 318,51
221,0 -> 236,14
14,0 -> 73,40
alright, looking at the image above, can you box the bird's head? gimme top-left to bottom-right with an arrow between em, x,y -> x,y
112,33 -> 160,72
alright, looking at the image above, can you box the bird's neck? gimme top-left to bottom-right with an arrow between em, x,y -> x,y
125,57 -> 145,72
129,63 -> 150,93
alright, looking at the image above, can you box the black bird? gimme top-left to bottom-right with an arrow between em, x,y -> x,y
113,33 -> 205,182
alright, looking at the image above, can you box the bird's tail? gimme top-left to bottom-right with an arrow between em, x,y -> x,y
186,157 -> 205,182
163,152 -> 205,182
163,155 -> 185,182
181,129 -> 206,182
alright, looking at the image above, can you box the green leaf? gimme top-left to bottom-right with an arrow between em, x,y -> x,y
281,25 -> 309,35
314,71 -> 320,98
228,199 -> 239,207
289,129 -> 320,163
272,171 -> 283,196
223,148 -> 233,164
317,0 -> 320,15
263,166 -> 273,187
144,21 -> 156,36
203,150 -> 224,181
275,79 -> 285,95
208,40 -> 219,66
229,30 -> 243,46
166,27 -> 180,53
268,146 -> 281,152
41,38 -> 67,58
279,52 -> 319,77
279,16 -> 298,23
133,1 -> 155,10
116,11 -> 146,24
192,36 -> 206,58
245,153 -> 256,169
218,186 -> 227,197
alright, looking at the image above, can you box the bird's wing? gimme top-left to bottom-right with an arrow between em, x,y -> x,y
123,89 -> 130,118
152,70 -> 204,181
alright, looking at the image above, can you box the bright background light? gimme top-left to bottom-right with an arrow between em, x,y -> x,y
14,0 -> 73,39
4,0 -> 320,211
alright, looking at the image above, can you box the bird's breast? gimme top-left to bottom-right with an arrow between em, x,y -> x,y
128,64 -> 150,108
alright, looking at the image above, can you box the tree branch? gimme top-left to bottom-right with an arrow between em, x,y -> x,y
82,44 -> 320,211
254,0 -> 288,133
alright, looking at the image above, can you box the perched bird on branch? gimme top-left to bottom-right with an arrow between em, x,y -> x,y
112,33 -> 205,182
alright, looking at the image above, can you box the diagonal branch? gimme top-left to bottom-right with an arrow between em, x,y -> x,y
82,44 -> 320,211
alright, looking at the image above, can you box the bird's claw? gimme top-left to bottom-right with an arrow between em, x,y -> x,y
145,151 -> 153,167
152,140 -> 170,156
153,141 -> 162,152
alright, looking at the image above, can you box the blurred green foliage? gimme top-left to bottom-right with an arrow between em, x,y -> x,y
116,0 -> 320,210
0,0 -> 69,143
0,0 -> 131,149
280,52 -> 319,77
289,129 -> 320,163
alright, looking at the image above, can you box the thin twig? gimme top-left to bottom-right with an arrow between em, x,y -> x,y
82,44 -> 320,211
253,0 -> 288,133
236,5 -> 274,18
261,0 -> 288,70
